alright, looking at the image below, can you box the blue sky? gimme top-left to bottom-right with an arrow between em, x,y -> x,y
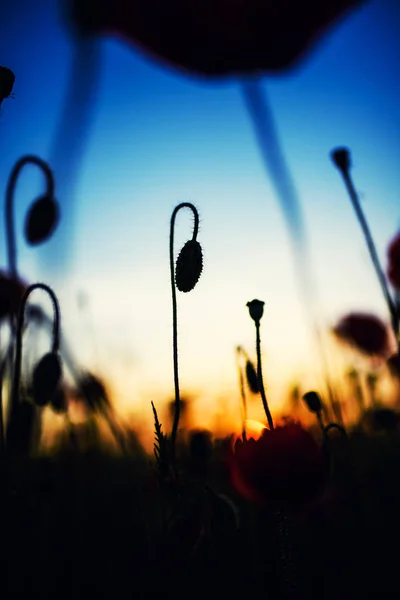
0,0 -> 399,437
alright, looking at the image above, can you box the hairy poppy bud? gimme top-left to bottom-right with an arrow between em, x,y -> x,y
333,313 -> 390,357
32,352 -> 62,407
246,299 -> 264,323
245,360 -> 259,394
303,391 -> 323,414
331,147 -> 351,174
175,239 -> 203,293
24,194 -> 60,245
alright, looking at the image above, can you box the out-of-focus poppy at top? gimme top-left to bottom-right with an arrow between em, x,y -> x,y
0,0 -> 399,443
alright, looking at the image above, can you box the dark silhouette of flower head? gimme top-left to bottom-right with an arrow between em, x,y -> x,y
68,0 -> 364,77
0,271 -> 27,320
24,194 -> 60,246
387,232 -> 400,290
331,146 -> 350,173
229,422 -> 327,512
0,66 -> 15,106
333,313 -> 391,357
175,239 -> 203,292
247,299 -> 265,323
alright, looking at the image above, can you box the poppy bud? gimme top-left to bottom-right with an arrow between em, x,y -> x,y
303,391 -> 323,414
246,299 -> 264,323
32,352 -> 62,407
24,194 -> 60,245
79,372 -> 109,412
333,312 -> 390,357
175,239 -> 203,293
331,147 -> 351,174
245,360 -> 259,394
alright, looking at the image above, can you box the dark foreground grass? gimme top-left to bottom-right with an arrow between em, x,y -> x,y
1,420 -> 400,600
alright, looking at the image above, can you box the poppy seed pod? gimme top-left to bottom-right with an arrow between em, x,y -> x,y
245,360 -> 259,394
24,194 -> 60,245
331,147 -> 351,173
32,352 -> 62,407
0,66 -> 15,105
303,391 -> 323,414
246,299 -> 264,323
175,239 -> 203,293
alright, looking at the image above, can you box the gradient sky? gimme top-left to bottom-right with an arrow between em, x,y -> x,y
0,0 -> 399,440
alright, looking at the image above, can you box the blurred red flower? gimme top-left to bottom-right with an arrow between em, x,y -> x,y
229,423 -> 327,513
333,313 -> 390,357
0,272 -> 27,320
387,233 -> 400,290
68,0 -> 364,76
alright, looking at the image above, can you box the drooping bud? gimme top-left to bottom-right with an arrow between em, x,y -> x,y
79,372 -> 109,412
303,391 -> 323,414
245,360 -> 259,394
0,66 -> 15,105
175,239 -> 203,292
24,194 -> 60,245
51,386 -> 68,414
246,299 -> 264,323
32,352 -> 62,406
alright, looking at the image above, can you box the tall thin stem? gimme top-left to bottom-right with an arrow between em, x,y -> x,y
169,202 -> 199,464
340,167 -> 399,341
6,156 -> 55,277
6,283 -> 60,444
241,78 -> 338,417
255,322 -> 274,430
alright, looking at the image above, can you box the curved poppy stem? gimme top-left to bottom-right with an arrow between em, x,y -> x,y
335,164 -> 399,344
169,202 -> 199,466
6,283 -> 60,445
5,155 -> 55,277
240,78 -> 339,419
254,322 -> 274,430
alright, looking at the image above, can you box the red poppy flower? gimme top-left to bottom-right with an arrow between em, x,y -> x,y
229,422 -> 327,513
0,272 -> 27,320
387,233 -> 400,290
68,0 -> 364,76
333,313 -> 390,357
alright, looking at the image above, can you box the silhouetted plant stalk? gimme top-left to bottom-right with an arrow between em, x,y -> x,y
169,202 -> 203,465
246,300 -> 273,429
236,346 -> 248,440
6,283 -> 61,456
6,155 -> 57,276
241,78 -> 339,420
331,147 -> 399,344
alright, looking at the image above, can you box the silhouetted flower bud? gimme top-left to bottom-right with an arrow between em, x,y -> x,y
245,360 -> 259,394
303,391 -> 323,414
79,372 -> 109,412
331,147 -> 351,173
32,352 -> 62,406
175,239 -> 203,292
24,194 -> 60,245
246,299 -> 264,323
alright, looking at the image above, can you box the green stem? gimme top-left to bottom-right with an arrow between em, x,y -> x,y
255,321 -> 274,430
169,202 -> 199,465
